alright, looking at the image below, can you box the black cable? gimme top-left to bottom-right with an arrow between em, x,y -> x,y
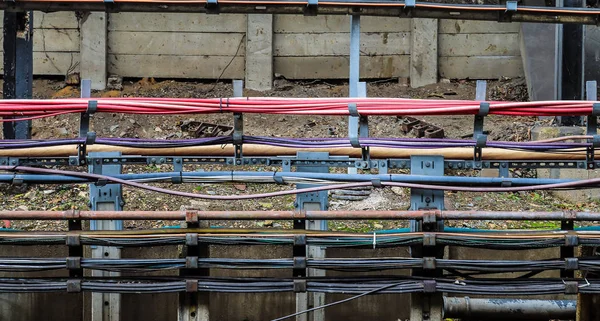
269,282 -> 405,321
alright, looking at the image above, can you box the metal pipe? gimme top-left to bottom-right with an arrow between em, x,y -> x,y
443,297 -> 576,320
1,209 -> 599,221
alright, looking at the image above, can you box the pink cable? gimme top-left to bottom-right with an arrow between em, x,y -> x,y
0,97 -> 597,119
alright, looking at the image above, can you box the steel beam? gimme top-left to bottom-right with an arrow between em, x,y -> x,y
3,2 -> 600,25
2,11 -> 33,140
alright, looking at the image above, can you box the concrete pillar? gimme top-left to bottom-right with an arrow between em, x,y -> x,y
410,18 -> 438,88
80,12 -> 107,90
245,14 -> 273,91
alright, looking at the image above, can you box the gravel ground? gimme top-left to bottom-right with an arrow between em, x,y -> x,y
2,77 -> 596,232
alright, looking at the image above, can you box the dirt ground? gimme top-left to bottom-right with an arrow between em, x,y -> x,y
2,77 -> 598,232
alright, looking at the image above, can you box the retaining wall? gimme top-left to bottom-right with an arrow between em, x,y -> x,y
0,12 -> 524,83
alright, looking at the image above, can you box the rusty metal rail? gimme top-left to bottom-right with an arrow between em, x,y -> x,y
1,209 -> 597,221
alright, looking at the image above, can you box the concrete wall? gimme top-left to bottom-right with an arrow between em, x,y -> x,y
0,243 -> 572,321
0,11 -> 80,76
438,20 -> 523,79
0,13 -> 524,85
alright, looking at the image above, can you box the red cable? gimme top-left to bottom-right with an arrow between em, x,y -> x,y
0,97 -> 596,120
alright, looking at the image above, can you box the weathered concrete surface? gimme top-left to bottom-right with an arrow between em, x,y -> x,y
531,126 -> 600,202
0,243 -> 581,321
410,18 -> 437,88
245,14 -> 273,91
80,12 -> 107,90
0,245 -> 82,321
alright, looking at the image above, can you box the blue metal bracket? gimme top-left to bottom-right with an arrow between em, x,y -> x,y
295,152 -> 329,214
304,0 -> 318,16
499,0 -> 517,22
404,0 -> 416,15
410,155 -> 445,212
206,0 -> 219,14
88,152 -> 123,232
348,105 -> 370,163
473,102 -> 489,163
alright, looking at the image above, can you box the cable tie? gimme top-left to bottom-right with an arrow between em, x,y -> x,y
219,98 -> 223,113
582,278 -> 591,288
565,257 -> 579,271
373,232 -> 377,249
293,234 -> 307,246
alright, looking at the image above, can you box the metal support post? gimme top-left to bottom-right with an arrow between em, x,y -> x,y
89,152 -> 123,321
557,0 -> 585,126
347,15 -> 369,163
347,81 -> 366,176
294,152 -> 329,321
2,11 -> 33,139
409,156 -> 444,321
233,80 -> 244,159
178,216 -> 209,321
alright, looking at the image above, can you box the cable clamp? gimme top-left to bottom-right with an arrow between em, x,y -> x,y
565,258 -> 579,271
304,0 -> 318,16
293,234 -> 307,246
423,233 -> 436,247
66,279 -> 82,293
371,178 -> 382,188
565,234 -> 579,247
293,257 -> 307,269
294,279 -> 307,293
422,211 -> 437,225
11,174 -> 23,186
564,280 -> 579,294
66,234 -> 81,247
66,257 -> 82,270
186,279 -> 199,293
186,210 -> 199,225
171,172 -> 183,184
423,257 -> 436,270
273,172 -> 285,185
186,233 -> 199,247
563,210 -> 577,221
186,256 -> 199,269
293,210 -> 307,220
348,103 -> 362,148
423,280 -> 436,293
233,113 -> 243,159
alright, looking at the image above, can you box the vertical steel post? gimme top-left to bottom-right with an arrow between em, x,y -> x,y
557,0 -> 585,126
2,11 -> 33,139
294,152 -> 329,321
409,156 -> 444,321
89,152 -> 123,321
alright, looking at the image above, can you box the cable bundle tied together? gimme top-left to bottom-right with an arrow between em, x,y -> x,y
0,97 -> 598,121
